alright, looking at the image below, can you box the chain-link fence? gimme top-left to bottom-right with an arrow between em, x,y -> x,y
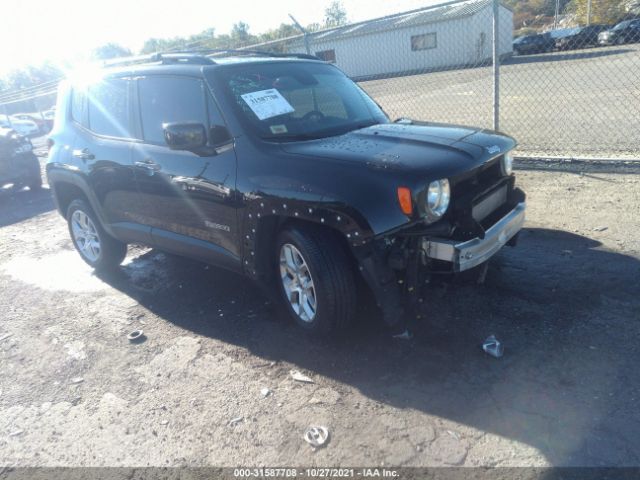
1,0 -> 639,159
246,0 -> 640,159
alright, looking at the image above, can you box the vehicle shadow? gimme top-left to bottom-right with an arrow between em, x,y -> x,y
98,227 -> 640,466
504,47 -> 634,65
514,159 -> 640,176
0,186 -> 55,228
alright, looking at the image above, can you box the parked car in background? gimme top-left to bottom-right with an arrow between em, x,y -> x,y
13,113 -> 52,134
513,33 -> 555,55
0,116 -> 40,137
555,25 -> 610,50
599,19 -> 640,45
0,127 -> 42,191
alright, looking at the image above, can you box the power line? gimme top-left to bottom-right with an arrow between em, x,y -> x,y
0,89 -> 58,109
0,77 -> 63,100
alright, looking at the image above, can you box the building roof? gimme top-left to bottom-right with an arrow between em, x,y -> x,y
315,0 -> 493,42
250,0 -> 506,49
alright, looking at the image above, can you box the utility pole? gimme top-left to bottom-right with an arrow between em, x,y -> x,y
586,0 -> 592,25
289,14 -> 311,55
554,0 -> 560,29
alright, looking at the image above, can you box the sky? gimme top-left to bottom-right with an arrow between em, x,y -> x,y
0,0 -> 439,77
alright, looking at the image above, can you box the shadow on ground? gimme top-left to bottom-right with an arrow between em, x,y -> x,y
0,187 -> 55,227
98,227 -> 640,466
505,47 -> 634,66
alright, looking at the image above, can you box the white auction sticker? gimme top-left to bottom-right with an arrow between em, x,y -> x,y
241,89 -> 294,120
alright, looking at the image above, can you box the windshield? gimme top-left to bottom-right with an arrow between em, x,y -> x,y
613,20 -> 631,30
217,61 -> 388,141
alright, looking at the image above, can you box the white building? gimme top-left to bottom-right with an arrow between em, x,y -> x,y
276,0 -> 513,80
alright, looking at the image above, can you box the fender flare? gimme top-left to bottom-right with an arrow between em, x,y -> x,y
46,168 -> 117,238
242,195 -> 375,279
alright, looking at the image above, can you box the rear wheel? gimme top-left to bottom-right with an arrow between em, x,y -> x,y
276,226 -> 356,334
20,154 -> 42,191
67,199 -> 127,270
27,168 -> 42,191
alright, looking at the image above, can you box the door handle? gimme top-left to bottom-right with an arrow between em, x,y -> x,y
72,148 -> 95,161
134,159 -> 161,172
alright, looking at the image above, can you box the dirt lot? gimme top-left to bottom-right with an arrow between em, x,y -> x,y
361,44 -> 640,159
1,162 -> 639,468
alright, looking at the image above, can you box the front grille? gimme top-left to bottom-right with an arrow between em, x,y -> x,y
445,157 -> 511,241
448,156 -> 503,214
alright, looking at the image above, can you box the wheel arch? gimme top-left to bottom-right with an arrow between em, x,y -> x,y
247,206 -> 369,283
47,170 -> 115,236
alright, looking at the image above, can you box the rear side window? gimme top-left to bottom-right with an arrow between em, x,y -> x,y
87,78 -> 131,138
138,76 -> 208,144
70,88 -> 88,127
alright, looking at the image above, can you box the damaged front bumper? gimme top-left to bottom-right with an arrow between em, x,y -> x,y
422,202 -> 526,272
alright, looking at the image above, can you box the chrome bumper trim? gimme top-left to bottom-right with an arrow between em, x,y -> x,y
423,202 -> 526,272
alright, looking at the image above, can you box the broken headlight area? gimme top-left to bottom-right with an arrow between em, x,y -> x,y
354,176 -> 525,327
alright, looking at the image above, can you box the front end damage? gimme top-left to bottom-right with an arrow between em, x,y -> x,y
353,158 -> 526,327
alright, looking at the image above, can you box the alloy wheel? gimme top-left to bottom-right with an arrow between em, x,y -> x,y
279,243 -> 317,323
71,210 -> 101,262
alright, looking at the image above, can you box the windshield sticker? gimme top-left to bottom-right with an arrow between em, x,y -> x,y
241,89 -> 294,120
270,124 -> 288,134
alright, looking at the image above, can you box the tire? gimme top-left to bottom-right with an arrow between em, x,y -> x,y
28,175 -> 42,191
66,199 -> 127,270
276,225 -> 357,334
20,154 -> 42,191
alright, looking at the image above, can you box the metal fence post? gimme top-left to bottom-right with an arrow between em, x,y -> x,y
289,14 -> 311,55
492,0 -> 500,131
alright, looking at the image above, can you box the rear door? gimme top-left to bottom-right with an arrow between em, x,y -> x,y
130,75 -> 239,270
71,77 -> 151,244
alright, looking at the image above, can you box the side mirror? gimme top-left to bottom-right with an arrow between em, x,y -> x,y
209,124 -> 232,146
163,122 -> 207,151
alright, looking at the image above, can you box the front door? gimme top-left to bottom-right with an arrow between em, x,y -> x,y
131,75 -> 239,269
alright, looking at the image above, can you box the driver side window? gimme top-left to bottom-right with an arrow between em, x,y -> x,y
138,76 -> 207,145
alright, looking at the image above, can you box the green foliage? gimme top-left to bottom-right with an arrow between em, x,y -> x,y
565,0 -> 627,24
324,1 -> 348,28
504,0 -> 572,29
90,43 -> 132,60
1,62 -> 63,93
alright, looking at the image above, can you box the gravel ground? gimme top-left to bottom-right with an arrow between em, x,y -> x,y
1,163 -> 639,468
360,44 -> 640,159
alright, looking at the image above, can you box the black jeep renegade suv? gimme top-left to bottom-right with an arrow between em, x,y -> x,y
47,52 -> 526,334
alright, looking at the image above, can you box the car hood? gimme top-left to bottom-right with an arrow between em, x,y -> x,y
281,122 -> 516,179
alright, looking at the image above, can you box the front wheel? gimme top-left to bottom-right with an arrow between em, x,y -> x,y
67,199 -> 127,270
276,226 -> 357,334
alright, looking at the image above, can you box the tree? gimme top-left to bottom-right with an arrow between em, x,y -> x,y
566,0 -> 627,24
231,22 -> 255,45
91,43 -> 132,60
324,1 -> 348,28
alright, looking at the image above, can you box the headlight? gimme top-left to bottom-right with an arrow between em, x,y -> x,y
502,152 -> 514,176
426,179 -> 450,219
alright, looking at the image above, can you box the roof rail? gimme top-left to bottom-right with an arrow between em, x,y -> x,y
102,54 -> 159,68
205,49 -> 321,61
100,49 -> 319,69
102,52 -> 216,68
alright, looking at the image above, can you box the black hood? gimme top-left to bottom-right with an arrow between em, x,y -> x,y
281,122 -> 516,180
